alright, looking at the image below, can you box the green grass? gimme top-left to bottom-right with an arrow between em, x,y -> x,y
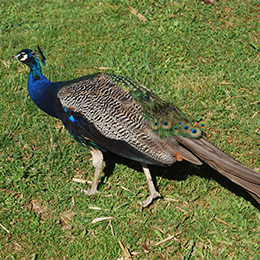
1,0 -> 260,259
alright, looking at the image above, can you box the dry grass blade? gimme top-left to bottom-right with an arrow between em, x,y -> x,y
93,66 -> 113,70
89,206 -> 102,210
214,217 -> 236,228
72,177 -> 88,183
118,240 -> 132,260
91,217 -> 113,224
129,6 -> 148,21
0,223 -> 10,233
154,234 -> 179,246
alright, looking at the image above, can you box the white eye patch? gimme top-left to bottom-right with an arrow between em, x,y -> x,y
20,53 -> 28,61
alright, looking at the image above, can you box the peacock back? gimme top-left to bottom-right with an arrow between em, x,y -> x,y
57,73 -> 206,166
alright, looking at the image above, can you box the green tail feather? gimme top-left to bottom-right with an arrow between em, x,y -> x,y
108,74 -> 207,139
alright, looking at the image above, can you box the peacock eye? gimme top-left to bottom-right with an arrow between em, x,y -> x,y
20,53 -> 28,61
188,128 -> 201,138
191,129 -> 197,134
162,121 -> 168,126
160,120 -> 171,129
197,121 -> 207,129
151,121 -> 159,130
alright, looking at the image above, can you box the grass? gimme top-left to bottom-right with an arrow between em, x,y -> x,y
1,0 -> 260,259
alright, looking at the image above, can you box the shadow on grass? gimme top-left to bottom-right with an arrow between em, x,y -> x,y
102,152 -> 260,210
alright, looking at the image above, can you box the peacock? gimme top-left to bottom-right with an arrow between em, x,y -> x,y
14,46 -> 260,207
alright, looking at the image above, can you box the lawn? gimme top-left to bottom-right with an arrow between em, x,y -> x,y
1,0 -> 259,259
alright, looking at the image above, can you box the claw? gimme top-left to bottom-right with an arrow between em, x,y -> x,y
138,191 -> 161,207
81,188 -> 100,196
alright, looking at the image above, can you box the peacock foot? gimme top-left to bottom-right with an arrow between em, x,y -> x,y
138,191 -> 161,207
81,188 -> 100,196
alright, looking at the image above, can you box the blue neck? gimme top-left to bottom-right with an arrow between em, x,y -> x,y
27,59 -> 61,118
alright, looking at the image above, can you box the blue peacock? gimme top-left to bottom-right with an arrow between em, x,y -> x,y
14,46 -> 260,207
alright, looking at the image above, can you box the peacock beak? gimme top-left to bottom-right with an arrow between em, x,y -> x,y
13,54 -> 19,60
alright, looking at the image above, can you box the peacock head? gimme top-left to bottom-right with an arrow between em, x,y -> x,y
14,46 -> 46,67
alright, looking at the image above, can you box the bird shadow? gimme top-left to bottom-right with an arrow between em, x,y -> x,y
102,152 -> 260,210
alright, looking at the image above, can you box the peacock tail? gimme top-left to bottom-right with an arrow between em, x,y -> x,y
107,74 -> 207,139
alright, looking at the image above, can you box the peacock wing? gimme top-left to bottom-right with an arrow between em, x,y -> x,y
57,73 -> 178,166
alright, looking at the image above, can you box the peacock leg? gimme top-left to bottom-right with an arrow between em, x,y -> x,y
138,163 -> 161,207
82,147 -> 104,195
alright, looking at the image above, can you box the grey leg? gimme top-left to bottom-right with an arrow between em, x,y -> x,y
138,163 -> 161,207
82,147 -> 104,195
